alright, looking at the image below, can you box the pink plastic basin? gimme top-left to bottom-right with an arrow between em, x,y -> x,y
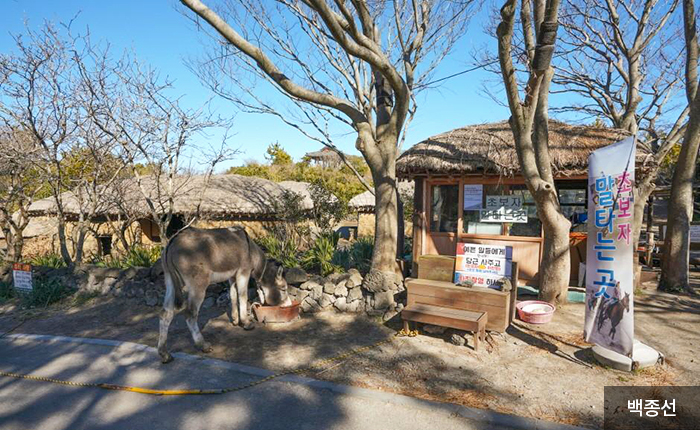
516,300 -> 555,324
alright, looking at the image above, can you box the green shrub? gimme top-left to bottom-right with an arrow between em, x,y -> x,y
331,248 -> 351,271
94,256 -> 125,268
349,236 -> 374,275
256,234 -> 301,268
0,282 -> 14,303
20,277 -> 72,308
302,233 -> 341,276
122,245 -> 161,268
28,252 -> 67,268
93,245 -> 161,269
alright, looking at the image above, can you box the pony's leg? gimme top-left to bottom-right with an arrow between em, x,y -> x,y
158,271 -> 177,363
236,272 -> 254,330
228,277 -> 239,326
183,279 -> 211,352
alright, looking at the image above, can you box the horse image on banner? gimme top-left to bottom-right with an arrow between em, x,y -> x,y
584,137 -> 636,357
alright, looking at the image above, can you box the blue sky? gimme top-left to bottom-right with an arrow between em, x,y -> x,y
2,1 -> 530,170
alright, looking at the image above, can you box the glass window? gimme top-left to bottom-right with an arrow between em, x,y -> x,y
558,183 -> 588,232
505,185 -> 542,237
463,184 -> 505,235
430,184 -> 459,233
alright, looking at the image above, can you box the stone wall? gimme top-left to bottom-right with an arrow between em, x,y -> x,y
283,267 -> 405,321
16,261 -> 405,320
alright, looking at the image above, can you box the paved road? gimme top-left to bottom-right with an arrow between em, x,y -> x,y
0,334 -> 583,430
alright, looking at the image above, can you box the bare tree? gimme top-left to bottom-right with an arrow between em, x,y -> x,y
554,0 -> 686,274
0,23 -> 81,265
0,128 -> 44,262
81,52 -> 235,245
496,0 -> 569,303
178,0 -> 473,291
660,0 -> 700,291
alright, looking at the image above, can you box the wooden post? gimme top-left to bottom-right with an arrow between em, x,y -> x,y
411,178 -> 425,277
509,261 -> 519,325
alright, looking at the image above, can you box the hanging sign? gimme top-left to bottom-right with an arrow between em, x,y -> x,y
584,137 -> 636,357
485,195 -> 522,210
479,208 -> 528,223
463,184 -> 483,210
12,263 -> 33,293
480,195 -> 527,222
454,242 -> 512,288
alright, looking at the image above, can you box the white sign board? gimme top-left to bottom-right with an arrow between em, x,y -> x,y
479,208 -> 528,223
12,263 -> 33,293
463,184 -> 483,210
690,225 -> 700,243
485,195 -> 522,210
584,137 -> 635,357
454,242 -> 512,288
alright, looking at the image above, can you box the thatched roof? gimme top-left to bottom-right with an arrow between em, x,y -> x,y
305,147 -> 341,160
0,217 -> 57,239
348,182 -> 415,213
27,174 -> 315,220
397,120 -> 651,178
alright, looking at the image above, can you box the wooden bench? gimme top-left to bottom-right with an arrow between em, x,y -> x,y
402,304 -> 487,351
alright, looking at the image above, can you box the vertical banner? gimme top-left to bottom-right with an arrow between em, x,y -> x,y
584,137 -> 636,357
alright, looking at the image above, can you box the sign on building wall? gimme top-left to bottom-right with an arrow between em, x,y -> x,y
454,242 -> 512,288
12,263 -> 33,293
479,195 -> 528,223
463,184 -> 483,210
584,137 -> 636,357
479,208 -> 528,223
486,195 -> 522,210
690,225 -> 700,243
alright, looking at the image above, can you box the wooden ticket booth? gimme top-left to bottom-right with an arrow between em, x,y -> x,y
396,120 -> 638,336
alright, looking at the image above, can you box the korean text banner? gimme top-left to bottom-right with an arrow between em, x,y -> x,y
584,137 -> 635,357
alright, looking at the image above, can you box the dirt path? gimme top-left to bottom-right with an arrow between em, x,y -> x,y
1,281 -> 697,429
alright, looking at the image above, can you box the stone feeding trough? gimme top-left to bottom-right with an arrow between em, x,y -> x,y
252,301 -> 301,323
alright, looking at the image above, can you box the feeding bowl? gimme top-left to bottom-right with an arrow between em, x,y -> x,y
516,300 -> 555,324
252,301 -> 300,323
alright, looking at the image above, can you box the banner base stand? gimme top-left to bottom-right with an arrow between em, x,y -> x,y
592,340 -> 664,372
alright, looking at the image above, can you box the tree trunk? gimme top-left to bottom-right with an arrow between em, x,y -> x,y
660,102 -> 700,290
362,141 -> 400,293
630,175 -> 655,285
74,224 -> 88,264
11,234 -> 24,263
537,189 -> 572,303
56,218 -> 72,266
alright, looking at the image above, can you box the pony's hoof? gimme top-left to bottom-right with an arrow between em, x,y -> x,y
242,321 -> 255,331
160,352 -> 174,364
198,342 -> 213,353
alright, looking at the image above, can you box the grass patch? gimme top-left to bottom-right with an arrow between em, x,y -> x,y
0,281 -> 14,303
71,290 -> 101,307
19,277 -> 73,308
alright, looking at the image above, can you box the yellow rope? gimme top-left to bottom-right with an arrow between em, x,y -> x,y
0,335 -> 408,396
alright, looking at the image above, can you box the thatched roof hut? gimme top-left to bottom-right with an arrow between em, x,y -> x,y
28,174 -> 315,220
397,120 -> 651,178
304,147 -> 342,168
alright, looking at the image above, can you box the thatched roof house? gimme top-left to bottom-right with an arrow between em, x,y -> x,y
348,182 -> 415,213
397,120 -> 650,178
304,147 -> 342,168
28,174 -> 315,221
